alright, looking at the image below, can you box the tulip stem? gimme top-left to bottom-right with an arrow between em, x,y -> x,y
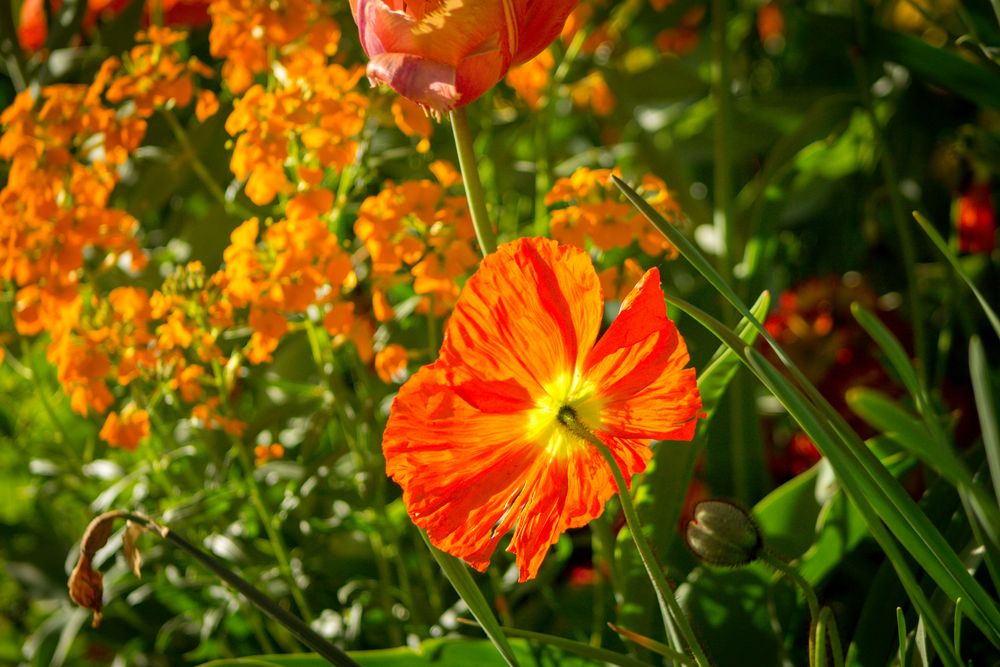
558,409 -> 713,667
450,106 -> 497,255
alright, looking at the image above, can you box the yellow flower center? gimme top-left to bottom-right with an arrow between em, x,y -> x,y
527,370 -> 603,459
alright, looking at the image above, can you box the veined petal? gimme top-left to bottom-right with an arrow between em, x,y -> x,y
383,363 -> 537,569
440,238 -> 601,402
600,364 -> 701,440
585,268 -> 675,396
587,268 -> 702,439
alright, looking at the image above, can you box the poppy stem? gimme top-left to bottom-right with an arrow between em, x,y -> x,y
450,106 -> 498,255
557,411 -> 713,667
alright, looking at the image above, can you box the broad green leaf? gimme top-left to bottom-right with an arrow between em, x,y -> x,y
753,465 -> 821,560
198,639 -> 601,667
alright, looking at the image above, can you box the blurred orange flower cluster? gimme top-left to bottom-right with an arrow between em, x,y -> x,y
208,0 -> 340,94
218,10 -> 368,205
104,26 -> 215,118
355,162 -> 479,319
546,168 -> 682,257
221,190 -> 359,364
0,82 -> 146,339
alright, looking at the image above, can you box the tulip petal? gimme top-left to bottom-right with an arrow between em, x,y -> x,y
511,0 -> 579,64
367,53 -> 460,114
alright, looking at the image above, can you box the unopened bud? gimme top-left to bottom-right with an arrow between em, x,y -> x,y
686,500 -> 763,567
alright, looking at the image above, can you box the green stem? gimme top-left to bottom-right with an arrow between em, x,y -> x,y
0,2 -> 27,91
450,106 -> 497,255
558,410 -> 712,667
817,607 -> 844,667
113,512 -> 357,667
162,109 -> 254,220
210,360 -> 316,624
761,551 -> 821,663
848,11 -> 927,381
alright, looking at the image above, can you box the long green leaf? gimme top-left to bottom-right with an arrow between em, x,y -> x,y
418,532 -> 520,667
913,212 -> 1000,341
664,295 -> 961,664
848,388 -> 1000,551
745,349 -> 964,667
970,337 -> 1000,506
617,175 -> 1000,648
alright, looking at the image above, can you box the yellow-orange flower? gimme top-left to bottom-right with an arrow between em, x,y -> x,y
100,406 -> 151,450
546,168 -> 682,256
382,237 -> 702,580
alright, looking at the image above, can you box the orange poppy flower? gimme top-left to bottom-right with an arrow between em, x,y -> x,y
382,237 -> 702,580
350,0 -> 578,114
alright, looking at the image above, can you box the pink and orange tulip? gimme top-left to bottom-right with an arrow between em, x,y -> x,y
350,0 -> 577,114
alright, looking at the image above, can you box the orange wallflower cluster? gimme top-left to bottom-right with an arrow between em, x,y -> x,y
545,168 -> 681,257
225,49 -> 368,205
505,49 -> 555,110
208,0 -> 341,93
221,190 -> 358,364
569,70 -> 616,117
0,80 -> 147,339
354,163 -> 479,319
104,26 -> 214,119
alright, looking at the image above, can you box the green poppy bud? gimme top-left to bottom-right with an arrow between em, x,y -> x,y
686,499 -> 763,567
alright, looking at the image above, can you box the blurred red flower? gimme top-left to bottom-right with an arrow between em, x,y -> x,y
382,237 -> 701,580
18,0 -> 211,51
955,181 -> 996,254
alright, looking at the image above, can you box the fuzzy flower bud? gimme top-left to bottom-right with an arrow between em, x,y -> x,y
686,499 -> 763,567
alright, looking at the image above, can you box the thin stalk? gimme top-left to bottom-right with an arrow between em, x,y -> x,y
113,512 -> 357,667
210,360 -> 315,624
0,2 -> 27,91
450,106 -> 497,255
849,10 -> 927,380
818,607 -> 844,667
712,0 -> 759,505
761,551 -> 821,662
558,409 -> 712,667
162,109 -> 254,219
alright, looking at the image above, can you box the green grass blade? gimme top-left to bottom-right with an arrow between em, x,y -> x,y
897,607 -> 907,666
846,389 -> 962,481
970,337 -> 1000,505
913,212 -> 1000,341
697,290 -> 771,418
745,350 -> 965,666
850,304 -> 923,408
608,623 -> 694,665
419,532 -> 520,667
620,175 -> 1000,647
848,388 -> 1000,552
